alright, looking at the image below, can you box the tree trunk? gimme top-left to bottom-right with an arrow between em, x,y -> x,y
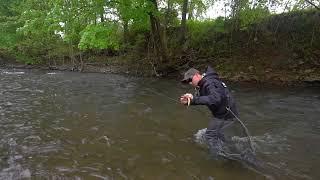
100,13 -> 104,22
69,43 -> 76,71
180,0 -> 188,43
79,52 -> 84,72
123,20 -> 129,45
148,0 -> 168,68
163,0 -> 172,58
230,0 -> 241,31
188,1 -> 194,20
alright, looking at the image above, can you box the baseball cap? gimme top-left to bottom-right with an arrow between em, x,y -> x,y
181,68 -> 199,83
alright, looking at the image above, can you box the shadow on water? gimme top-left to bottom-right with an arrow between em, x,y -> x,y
0,68 -> 319,179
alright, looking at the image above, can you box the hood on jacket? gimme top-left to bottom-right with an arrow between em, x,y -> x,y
203,66 -> 220,80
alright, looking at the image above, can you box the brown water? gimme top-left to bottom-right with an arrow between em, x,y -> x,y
0,68 -> 319,179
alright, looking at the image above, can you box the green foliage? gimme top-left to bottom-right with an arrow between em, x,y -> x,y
14,52 -> 39,65
0,0 -> 318,69
0,20 -> 22,49
187,0 -> 211,19
0,32 -> 18,48
186,18 -> 226,47
0,0 -> 20,16
120,0 -> 152,32
12,0 -> 64,63
239,5 -> 270,29
78,24 -> 120,50
0,0 -> 23,55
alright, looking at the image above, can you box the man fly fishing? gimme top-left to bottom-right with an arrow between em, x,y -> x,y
180,66 -> 255,162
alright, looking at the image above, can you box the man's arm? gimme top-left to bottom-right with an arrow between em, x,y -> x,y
191,84 -> 222,107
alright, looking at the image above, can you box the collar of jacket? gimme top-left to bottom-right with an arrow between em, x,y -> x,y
197,76 -> 206,88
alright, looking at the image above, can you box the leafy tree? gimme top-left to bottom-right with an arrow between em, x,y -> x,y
79,23 -> 120,50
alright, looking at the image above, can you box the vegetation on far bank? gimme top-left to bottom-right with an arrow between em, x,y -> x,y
0,0 -> 319,83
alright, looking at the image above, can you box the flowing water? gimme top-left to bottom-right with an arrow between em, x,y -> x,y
0,68 -> 319,179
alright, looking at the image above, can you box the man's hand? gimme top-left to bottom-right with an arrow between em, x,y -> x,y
180,93 -> 193,106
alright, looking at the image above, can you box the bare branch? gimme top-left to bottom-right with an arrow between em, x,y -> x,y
305,0 -> 320,10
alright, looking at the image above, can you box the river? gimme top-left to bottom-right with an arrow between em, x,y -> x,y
0,68 -> 319,179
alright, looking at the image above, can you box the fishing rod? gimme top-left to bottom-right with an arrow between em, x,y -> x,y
145,88 -> 180,104
124,75 -> 255,152
226,107 -> 255,153
144,87 -> 208,114
145,87 -> 256,154
144,86 -> 306,179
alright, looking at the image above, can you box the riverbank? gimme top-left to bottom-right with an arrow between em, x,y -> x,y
1,57 -> 319,87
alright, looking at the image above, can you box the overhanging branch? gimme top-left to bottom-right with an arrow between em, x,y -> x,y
305,0 -> 320,10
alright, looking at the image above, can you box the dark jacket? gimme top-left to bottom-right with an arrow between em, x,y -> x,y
191,66 -> 238,119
